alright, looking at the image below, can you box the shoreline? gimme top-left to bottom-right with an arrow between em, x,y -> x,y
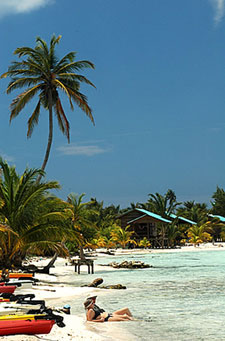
1,243 -> 225,340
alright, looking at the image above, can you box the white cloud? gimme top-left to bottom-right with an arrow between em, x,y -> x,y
210,0 -> 225,25
0,0 -> 53,17
58,144 -> 110,157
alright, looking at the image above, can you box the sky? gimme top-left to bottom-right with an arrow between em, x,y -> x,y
0,0 -> 225,208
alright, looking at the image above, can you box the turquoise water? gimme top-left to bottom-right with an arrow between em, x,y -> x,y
68,250 -> 225,340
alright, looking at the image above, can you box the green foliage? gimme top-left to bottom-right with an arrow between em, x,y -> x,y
187,223 -> 212,246
211,187 -> 225,216
66,193 -> 98,257
110,225 -> 136,249
177,201 -> 208,226
146,189 -> 180,218
167,223 -> 181,248
1,35 -> 95,175
87,198 -> 121,239
138,237 -> 151,249
0,158 -> 69,268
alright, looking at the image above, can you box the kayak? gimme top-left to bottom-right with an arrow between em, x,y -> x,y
0,303 -> 44,315
0,286 -> 16,294
0,319 -> 55,335
0,293 -> 35,302
0,280 -> 33,285
0,272 -> 34,279
0,313 -> 46,320
0,280 -> 33,288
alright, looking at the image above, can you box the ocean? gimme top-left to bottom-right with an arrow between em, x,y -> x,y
68,249 -> 225,341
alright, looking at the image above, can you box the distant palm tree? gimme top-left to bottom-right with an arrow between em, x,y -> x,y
147,189 -> 180,218
147,189 -> 180,248
167,223 -> 180,248
187,223 -> 212,246
177,201 -> 208,225
0,158 -> 69,268
1,35 -> 95,181
110,225 -> 136,249
138,237 -> 151,249
67,193 -> 97,259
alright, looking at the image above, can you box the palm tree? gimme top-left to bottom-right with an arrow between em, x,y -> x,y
167,223 -> 180,248
67,193 -> 97,259
1,35 -> 95,181
187,223 -> 212,246
0,158 -> 69,268
146,189 -> 180,248
110,225 -> 136,249
177,201 -> 208,225
138,237 -> 151,249
147,189 -> 180,218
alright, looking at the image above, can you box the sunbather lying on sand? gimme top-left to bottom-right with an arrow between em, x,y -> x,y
84,295 -> 133,322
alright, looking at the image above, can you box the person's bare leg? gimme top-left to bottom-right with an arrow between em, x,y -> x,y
113,308 -> 132,317
108,315 -> 130,322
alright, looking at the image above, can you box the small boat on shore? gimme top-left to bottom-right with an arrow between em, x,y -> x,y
0,286 -> 16,294
0,298 -> 10,302
0,272 -> 34,279
0,293 -> 35,303
0,313 -> 46,320
0,280 -> 33,288
0,319 -> 55,335
0,302 -> 44,315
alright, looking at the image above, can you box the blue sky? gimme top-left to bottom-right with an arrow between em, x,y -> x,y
0,0 -> 225,208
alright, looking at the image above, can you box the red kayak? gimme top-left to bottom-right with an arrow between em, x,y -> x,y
0,286 -> 16,294
0,319 -> 55,335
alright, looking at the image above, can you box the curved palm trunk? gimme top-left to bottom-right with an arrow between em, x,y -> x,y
79,245 -> 85,260
37,91 -> 53,183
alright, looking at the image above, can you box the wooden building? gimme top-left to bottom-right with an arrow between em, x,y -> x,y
118,208 -> 196,248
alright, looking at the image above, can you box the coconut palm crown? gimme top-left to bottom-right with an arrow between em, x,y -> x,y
1,35 -> 95,178
0,157 -> 69,268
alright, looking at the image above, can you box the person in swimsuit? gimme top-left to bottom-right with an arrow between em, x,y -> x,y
84,296 -> 133,322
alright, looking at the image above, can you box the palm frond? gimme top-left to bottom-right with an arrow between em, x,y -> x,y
7,77 -> 42,94
67,88 -> 95,125
27,100 -> 41,138
58,73 -> 96,88
55,60 -> 95,74
54,79 -> 73,109
55,98 -> 70,141
10,85 -> 41,121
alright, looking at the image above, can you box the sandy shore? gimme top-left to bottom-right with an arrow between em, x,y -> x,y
1,242 -> 224,340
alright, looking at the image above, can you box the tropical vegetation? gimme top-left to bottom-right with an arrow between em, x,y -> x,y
1,35 -> 95,180
0,155 -> 225,267
0,158 -> 69,268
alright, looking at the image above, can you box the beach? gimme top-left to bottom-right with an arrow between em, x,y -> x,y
1,242 -> 225,340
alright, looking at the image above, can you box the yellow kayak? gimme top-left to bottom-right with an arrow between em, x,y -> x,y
0,313 -> 46,321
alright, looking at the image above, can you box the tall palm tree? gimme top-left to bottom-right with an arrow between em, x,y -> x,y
1,35 -> 95,180
0,158 -> 69,268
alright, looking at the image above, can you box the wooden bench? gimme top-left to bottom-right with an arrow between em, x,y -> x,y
73,259 -> 94,275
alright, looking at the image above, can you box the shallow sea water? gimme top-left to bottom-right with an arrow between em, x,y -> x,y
67,250 -> 225,341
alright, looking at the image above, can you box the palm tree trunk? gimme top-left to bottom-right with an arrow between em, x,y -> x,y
37,90 -> 53,183
79,245 -> 85,260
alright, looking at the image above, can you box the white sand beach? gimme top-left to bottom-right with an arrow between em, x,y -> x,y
1,242 -> 224,340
